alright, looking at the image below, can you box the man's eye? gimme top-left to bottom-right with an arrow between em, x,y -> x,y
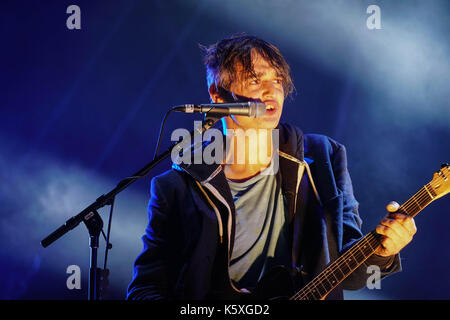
274,79 -> 283,84
250,79 -> 259,85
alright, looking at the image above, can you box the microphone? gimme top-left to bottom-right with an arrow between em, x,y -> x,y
173,101 -> 266,118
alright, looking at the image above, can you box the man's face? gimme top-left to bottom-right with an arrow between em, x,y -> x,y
219,51 -> 285,130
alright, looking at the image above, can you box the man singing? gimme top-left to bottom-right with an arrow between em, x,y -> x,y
127,34 -> 416,300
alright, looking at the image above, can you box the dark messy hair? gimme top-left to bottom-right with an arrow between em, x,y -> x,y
200,34 -> 295,99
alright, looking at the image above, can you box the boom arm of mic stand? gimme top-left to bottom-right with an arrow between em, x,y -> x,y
40,116 -> 220,248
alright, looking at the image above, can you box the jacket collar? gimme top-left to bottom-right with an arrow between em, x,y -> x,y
172,122 -> 307,182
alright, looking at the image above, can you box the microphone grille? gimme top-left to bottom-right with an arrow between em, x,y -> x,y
252,102 -> 266,118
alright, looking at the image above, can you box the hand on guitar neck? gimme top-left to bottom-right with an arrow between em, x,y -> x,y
373,201 -> 417,258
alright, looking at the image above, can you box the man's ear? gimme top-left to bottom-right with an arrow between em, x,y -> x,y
208,84 -> 225,103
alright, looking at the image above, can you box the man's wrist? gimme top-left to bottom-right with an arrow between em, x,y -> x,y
368,253 -> 395,271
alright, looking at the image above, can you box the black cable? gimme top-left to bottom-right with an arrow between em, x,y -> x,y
153,107 -> 178,160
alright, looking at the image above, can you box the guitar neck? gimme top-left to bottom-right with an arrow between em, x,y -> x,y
291,183 -> 436,300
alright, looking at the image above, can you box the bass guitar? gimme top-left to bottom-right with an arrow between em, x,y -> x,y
237,163 -> 450,300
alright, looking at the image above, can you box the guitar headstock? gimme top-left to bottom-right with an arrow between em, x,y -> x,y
430,163 -> 450,200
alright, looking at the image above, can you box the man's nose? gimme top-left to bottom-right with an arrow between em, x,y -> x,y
261,80 -> 276,96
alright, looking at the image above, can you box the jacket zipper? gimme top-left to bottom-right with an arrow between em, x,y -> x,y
201,181 -> 245,294
195,181 -> 223,244
187,151 -> 322,296
178,165 -> 243,293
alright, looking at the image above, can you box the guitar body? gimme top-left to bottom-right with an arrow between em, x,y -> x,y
250,265 -> 298,300
209,265 -> 300,301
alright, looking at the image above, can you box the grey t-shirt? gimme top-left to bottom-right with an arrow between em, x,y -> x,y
227,163 -> 290,290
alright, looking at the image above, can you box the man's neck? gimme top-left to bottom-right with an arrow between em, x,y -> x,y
222,124 -> 274,180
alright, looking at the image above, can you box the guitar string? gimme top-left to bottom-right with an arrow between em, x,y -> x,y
399,183 -> 433,217
296,175 -> 447,299
293,209 -> 414,298
292,234 -> 376,300
291,180 -> 441,300
291,232 -> 377,300
397,182 -> 438,218
294,182 -> 436,299
293,180 -> 442,300
292,186 -> 429,300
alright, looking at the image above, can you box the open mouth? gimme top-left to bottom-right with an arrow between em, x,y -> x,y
264,101 -> 278,114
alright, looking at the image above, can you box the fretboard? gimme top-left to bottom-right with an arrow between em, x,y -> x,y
291,183 -> 436,300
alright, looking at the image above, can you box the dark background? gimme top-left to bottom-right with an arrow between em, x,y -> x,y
0,0 -> 449,300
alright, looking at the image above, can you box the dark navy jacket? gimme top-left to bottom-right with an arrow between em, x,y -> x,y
127,123 -> 401,300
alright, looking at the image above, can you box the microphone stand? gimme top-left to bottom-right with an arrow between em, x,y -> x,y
40,114 -> 221,300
